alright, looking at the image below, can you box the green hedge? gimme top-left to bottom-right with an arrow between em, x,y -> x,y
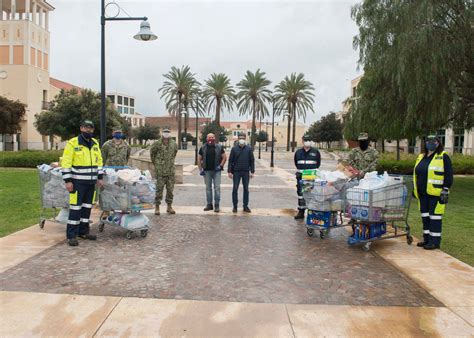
0,150 -> 62,168
377,153 -> 474,175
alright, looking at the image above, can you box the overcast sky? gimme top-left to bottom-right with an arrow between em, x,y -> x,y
49,0 -> 362,124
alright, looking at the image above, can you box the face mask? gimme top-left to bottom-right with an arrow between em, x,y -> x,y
82,132 -> 93,140
207,139 -> 215,145
238,139 -> 246,146
113,133 -> 123,139
426,142 -> 437,151
162,133 -> 171,139
359,140 -> 369,150
304,141 -> 311,147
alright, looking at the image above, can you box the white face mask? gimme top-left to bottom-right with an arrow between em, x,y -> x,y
304,141 -> 311,147
162,132 -> 171,139
238,139 -> 246,146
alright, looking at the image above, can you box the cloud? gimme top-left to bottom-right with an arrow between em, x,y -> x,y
49,0 -> 361,124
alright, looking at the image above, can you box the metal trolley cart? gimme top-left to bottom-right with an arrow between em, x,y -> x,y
302,178 -> 354,239
345,175 -> 414,251
38,165 -> 69,229
97,168 -> 153,239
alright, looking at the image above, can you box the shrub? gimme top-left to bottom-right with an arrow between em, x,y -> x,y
377,153 -> 474,175
0,150 -> 62,168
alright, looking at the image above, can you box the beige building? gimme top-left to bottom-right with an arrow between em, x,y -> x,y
221,118 -> 306,150
107,92 -> 146,132
337,75 -> 474,155
1,0 -> 55,150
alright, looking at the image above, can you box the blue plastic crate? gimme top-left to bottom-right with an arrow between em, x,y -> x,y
348,222 -> 387,244
306,210 -> 332,228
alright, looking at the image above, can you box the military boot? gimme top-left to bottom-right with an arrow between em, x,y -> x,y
294,209 -> 305,220
154,206 -> 160,215
167,204 -> 176,214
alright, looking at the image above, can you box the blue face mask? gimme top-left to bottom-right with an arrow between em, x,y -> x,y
113,133 -> 123,139
426,142 -> 437,151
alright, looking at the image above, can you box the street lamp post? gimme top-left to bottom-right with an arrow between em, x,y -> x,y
185,97 -> 200,165
270,100 -> 289,168
100,0 -> 157,146
258,114 -> 262,159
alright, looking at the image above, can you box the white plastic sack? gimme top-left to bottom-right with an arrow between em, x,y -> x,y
121,213 -> 149,230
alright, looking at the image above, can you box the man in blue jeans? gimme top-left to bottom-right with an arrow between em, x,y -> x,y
198,133 -> 227,212
228,133 -> 255,213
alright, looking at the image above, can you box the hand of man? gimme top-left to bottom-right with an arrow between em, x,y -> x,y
199,169 -> 205,176
228,173 -> 233,179
250,173 -> 254,179
65,182 -> 74,193
439,188 -> 449,204
97,179 -> 105,189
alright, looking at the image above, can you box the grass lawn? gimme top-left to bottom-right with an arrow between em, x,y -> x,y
407,176 -> 474,266
0,168 -> 44,237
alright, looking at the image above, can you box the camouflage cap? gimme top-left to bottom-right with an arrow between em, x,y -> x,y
426,134 -> 439,141
358,132 -> 369,141
163,127 -> 171,133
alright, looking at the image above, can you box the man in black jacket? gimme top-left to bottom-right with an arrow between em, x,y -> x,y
294,135 -> 321,219
228,133 -> 255,213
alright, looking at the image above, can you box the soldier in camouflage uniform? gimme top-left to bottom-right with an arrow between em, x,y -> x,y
150,127 -> 178,215
101,128 -> 131,167
348,132 -> 379,176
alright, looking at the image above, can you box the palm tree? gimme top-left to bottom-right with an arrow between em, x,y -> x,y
236,69 -> 272,148
202,73 -> 236,126
274,73 -> 315,151
158,65 -> 200,149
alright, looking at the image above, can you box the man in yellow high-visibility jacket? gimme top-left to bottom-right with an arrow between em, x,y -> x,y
61,120 -> 104,247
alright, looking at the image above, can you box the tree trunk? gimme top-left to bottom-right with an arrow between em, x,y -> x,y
177,96 -> 182,149
251,99 -> 257,148
291,103 -> 297,152
215,98 -> 221,127
286,105 -> 291,152
381,139 -> 385,153
396,139 -> 400,161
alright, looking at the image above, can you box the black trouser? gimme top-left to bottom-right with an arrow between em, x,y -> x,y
296,173 -> 306,211
232,171 -> 249,208
67,182 -> 95,239
419,194 -> 443,246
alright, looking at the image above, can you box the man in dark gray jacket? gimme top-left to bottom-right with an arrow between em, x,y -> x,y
198,133 -> 227,212
228,133 -> 255,213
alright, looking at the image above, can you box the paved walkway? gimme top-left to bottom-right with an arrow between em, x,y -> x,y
0,150 -> 473,336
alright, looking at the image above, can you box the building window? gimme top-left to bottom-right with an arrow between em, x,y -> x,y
437,129 -> 446,147
408,138 -> 416,154
118,106 -> 123,113
130,108 -> 134,114
124,107 -> 129,114
124,97 -> 129,106
118,96 -> 122,104
352,86 -> 357,97
107,95 -> 115,103
453,129 -> 464,154
130,98 -> 135,107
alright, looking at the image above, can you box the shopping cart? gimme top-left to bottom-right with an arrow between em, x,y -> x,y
302,178 -> 355,239
97,167 -> 153,239
38,165 -> 69,229
345,175 -> 414,251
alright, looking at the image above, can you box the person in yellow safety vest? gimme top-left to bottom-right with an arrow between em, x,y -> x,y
61,120 -> 104,247
413,135 -> 453,250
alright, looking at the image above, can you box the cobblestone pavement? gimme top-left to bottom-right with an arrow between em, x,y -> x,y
0,214 -> 440,306
0,150 -> 441,306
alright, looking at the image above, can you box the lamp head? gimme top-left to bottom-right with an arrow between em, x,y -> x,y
134,20 -> 157,41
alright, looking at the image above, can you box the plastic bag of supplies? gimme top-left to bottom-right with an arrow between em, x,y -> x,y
38,164 -> 69,208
